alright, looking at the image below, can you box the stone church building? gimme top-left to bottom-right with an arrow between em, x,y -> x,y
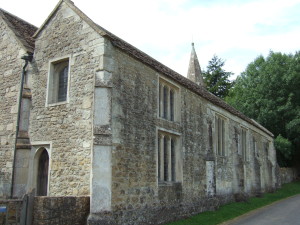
0,0 -> 278,224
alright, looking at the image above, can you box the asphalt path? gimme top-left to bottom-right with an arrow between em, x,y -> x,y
224,194 -> 300,225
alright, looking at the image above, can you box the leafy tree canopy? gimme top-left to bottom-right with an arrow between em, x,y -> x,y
226,51 -> 300,166
202,55 -> 234,99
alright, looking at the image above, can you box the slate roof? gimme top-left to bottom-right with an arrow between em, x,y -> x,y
33,0 -> 273,137
0,8 -> 37,52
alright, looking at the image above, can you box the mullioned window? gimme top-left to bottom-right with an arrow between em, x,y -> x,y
157,131 -> 180,183
158,78 -> 178,122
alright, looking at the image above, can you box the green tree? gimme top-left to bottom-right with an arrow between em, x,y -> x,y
226,51 -> 300,166
275,135 -> 293,167
203,55 -> 234,99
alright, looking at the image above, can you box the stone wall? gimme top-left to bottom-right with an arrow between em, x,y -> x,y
1,1 -> 278,224
28,2 -> 104,196
280,167 -> 297,184
32,196 -> 89,225
110,49 -> 159,214
0,199 -> 23,225
88,44 -> 278,224
89,196 -> 220,225
0,15 -> 28,198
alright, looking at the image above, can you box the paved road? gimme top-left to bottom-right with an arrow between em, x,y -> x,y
226,194 -> 300,225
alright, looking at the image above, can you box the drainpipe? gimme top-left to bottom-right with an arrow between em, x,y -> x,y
10,53 -> 33,198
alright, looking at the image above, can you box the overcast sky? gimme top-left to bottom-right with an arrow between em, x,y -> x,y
2,0 -> 300,79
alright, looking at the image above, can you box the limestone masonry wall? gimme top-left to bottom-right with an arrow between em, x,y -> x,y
88,44 -> 278,224
0,199 -> 22,225
29,2 -> 103,196
1,1 -> 279,224
32,196 -> 89,225
0,16 -> 28,198
280,167 -> 297,184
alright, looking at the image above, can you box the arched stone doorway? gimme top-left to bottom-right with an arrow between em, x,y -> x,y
36,148 -> 49,196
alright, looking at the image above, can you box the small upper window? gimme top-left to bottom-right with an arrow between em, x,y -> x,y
158,78 -> 178,121
47,58 -> 69,104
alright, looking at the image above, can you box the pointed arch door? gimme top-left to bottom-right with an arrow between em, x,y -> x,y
36,149 -> 49,196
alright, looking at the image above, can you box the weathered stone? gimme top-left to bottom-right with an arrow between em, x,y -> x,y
32,196 -> 90,225
280,167 -> 297,184
0,17 -> 24,197
0,199 -> 23,224
0,1 -> 280,225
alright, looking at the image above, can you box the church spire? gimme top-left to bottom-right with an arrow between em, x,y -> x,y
187,43 -> 205,87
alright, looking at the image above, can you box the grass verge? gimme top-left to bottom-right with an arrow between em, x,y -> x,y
167,181 -> 300,225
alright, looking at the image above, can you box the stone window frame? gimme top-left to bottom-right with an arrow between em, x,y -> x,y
253,136 -> 259,158
158,77 -> 180,122
215,114 -> 228,157
157,128 -> 182,185
263,141 -> 270,159
234,127 -> 240,154
241,127 -> 248,161
46,56 -> 71,106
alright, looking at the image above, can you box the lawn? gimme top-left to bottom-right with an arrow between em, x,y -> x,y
167,181 -> 300,225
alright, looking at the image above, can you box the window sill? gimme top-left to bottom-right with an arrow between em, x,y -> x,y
158,181 -> 180,186
157,116 -> 180,124
46,101 -> 68,107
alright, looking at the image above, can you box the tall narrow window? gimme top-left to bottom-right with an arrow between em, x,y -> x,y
217,118 -> 221,155
170,90 -> 174,121
171,138 -> 175,181
37,149 -> 49,196
47,58 -> 69,104
159,84 -> 162,117
221,119 -> 225,155
234,127 -> 239,150
208,122 -> 213,152
253,137 -> 258,157
216,116 -> 226,156
163,86 -> 168,119
158,135 -> 161,181
241,128 -> 247,161
163,136 -> 168,181
264,142 -> 269,157
58,65 -> 68,102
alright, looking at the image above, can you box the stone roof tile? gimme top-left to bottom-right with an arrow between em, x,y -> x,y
0,8 -> 37,52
